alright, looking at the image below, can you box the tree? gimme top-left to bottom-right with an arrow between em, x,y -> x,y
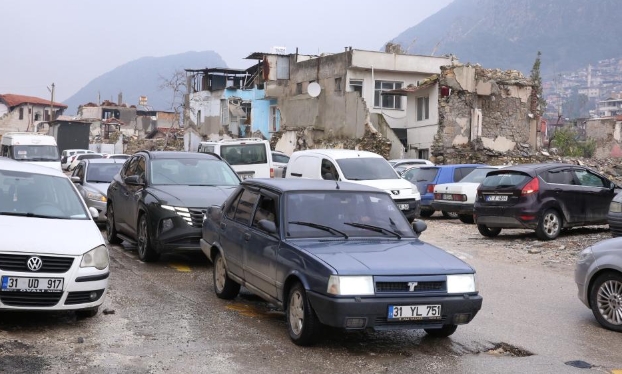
158,69 -> 187,128
530,51 -> 547,117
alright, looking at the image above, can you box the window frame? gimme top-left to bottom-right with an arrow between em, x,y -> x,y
232,188 -> 259,226
374,80 -> 403,110
251,192 -> 280,236
416,96 -> 430,121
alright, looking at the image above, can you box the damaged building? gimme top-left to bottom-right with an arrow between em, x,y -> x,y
0,94 -> 67,135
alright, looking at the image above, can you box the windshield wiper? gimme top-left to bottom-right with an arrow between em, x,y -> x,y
0,211 -> 67,219
288,221 -> 349,238
344,222 -> 401,239
87,180 -> 110,183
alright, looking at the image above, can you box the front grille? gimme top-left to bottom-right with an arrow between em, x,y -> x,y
65,289 -> 105,305
0,254 -> 74,273
188,208 -> 206,228
375,281 -> 445,293
0,291 -> 63,307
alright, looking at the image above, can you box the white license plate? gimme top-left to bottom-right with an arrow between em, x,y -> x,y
485,195 -> 508,202
1,276 -> 64,292
442,194 -> 454,200
388,304 -> 442,321
240,174 -> 254,180
397,203 -> 409,210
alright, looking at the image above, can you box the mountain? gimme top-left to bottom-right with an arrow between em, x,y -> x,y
389,0 -> 622,77
63,51 -> 226,114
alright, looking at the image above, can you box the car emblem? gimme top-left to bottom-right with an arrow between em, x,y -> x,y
391,190 -> 400,195
407,281 -> 418,291
27,256 -> 43,272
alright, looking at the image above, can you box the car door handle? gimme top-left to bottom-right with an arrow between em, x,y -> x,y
220,222 -> 227,229
244,233 -> 251,241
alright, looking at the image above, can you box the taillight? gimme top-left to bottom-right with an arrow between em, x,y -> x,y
270,168 -> 274,178
521,177 -> 539,195
426,184 -> 435,193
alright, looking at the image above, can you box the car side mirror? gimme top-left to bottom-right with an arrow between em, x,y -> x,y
88,207 -> 99,219
124,175 -> 144,186
412,220 -> 427,235
70,176 -> 82,184
258,219 -> 277,234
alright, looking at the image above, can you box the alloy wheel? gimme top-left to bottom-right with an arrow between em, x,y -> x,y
289,289 -> 305,336
596,279 -> 622,325
542,212 -> 560,236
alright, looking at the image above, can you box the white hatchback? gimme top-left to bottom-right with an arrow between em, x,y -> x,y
0,159 -> 109,317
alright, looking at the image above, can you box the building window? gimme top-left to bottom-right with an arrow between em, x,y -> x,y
296,83 -> 302,95
335,77 -> 342,92
197,110 -> 202,126
374,81 -> 403,109
270,106 -> 280,132
416,96 -> 430,121
19,107 -> 24,120
349,79 -> 363,96
418,148 -> 429,159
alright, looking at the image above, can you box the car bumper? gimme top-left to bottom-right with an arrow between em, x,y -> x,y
153,216 -> 203,253
395,199 -> 421,220
307,291 -> 482,331
431,201 -> 474,214
608,212 -> 622,237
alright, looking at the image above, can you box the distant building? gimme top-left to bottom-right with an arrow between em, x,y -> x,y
0,94 -> 67,135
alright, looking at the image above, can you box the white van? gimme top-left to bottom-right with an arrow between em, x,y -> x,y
197,138 -> 273,179
0,132 -> 62,171
285,149 -> 422,220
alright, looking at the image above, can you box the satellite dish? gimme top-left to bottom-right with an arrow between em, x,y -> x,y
308,82 -> 321,98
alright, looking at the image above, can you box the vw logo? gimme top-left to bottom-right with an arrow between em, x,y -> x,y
391,190 -> 400,195
27,257 -> 43,272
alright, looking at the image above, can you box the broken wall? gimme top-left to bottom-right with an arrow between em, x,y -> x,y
585,118 -> 622,158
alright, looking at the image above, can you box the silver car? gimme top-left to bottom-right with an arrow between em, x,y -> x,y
575,238 -> 622,332
71,158 -> 126,224
271,150 -> 290,178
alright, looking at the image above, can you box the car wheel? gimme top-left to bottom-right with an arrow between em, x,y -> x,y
106,204 -> 122,245
213,252 -> 240,299
589,272 -> 622,332
137,213 -> 160,262
420,210 -> 434,218
477,224 -> 501,237
287,282 -> 321,346
458,214 -> 475,224
75,306 -> 99,318
424,324 -> 458,337
536,209 -> 561,240
442,211 -> 459,219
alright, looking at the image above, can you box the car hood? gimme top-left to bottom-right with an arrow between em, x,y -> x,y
292,239 -> 474,275
0,216 -> 104,256
149,185 -> 238,208
433,182 -> 480,195
346,179 -> 420,199
85,182 -> 110,195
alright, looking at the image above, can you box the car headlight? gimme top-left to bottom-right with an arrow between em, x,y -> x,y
161,204 -> 192,224
80,245 -> 109,270
85,190 -> 107,202
327,275 -> 374,296
576,247 -> 593,265
447,274 -> 476,293
610,201 -> 622,213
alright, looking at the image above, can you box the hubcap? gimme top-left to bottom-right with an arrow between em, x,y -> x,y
597,280 -> 622,325
215,256 -> 226,292
138,218 -> 147,255
543,213 -> 559,236
289,290 -> 304,336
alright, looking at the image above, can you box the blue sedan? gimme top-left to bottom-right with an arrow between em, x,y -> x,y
201,179 -> 483,346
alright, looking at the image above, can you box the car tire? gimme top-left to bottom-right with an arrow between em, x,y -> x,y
424,324 -> 458,337
589,272 -> 622,332
458,214 -> 475,224
137,213 -> 160,262
287,282 -> 321,346
75,306 -> 99,318
420,210 -> 435,218
536,209 -> 562,240
213,252 -> 240,300
106,204 -> 122,245
477,224 -> 501,237
442,211 -> 459,219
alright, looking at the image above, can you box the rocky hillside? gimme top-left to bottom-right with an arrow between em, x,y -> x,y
389,0 -> 622,76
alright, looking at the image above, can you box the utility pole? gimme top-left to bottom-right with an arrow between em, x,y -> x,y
47,83 -> 55,132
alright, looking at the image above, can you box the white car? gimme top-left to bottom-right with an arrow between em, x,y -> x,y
389,158 -> 435,175
0,158 -> 109,317
431,166 -> 503,224
271,150 -> 290,178
62,149 -> 95,170
67,153 -> 104,171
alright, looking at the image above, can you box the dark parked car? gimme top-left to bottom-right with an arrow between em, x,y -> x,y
607,193 -> 622,237
402,164 -> 482,218
201,179 -> 482,345
106,151 -> 240,262
475,163 -> 619,240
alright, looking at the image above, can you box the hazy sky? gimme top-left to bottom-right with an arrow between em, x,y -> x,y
1,0 -> 453,102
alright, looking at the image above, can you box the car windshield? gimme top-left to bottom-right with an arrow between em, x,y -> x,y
10,145 -> 59,161
285,191 -> 415,239
403,167 -> 439,183
460,167 -> 499,184
481,172 -> 531,188
336,158 -> 398,180
150,158 -> 240,186
221,144 -> 267,165
86,163 -> 124,183
0,170 -> 89,219
78,154 -> 103,161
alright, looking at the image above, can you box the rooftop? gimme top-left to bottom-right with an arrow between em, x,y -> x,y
0,94 -> 68,109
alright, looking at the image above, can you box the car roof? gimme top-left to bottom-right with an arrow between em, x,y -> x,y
389,158 -> 432,164
495,163 -> 575,173
136,150 -> 221,160
243,178 -> 390,194
0,157 -> 65,177
292,149 -> 383,159
82,158 -> 127,165
405,163 -> 484,171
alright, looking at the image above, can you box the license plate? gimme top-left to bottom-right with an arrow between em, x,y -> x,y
388,304 -> 442,321
442,194 -> 454,200
485,195 -> 508,202
239,173 -> 254,180
397,203 -> 409,210
1,276 -> 64,292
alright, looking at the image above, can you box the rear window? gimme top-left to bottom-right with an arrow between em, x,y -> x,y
481,172 -> 531,188
403,167 -> 439,183
221,144 -> 267,165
